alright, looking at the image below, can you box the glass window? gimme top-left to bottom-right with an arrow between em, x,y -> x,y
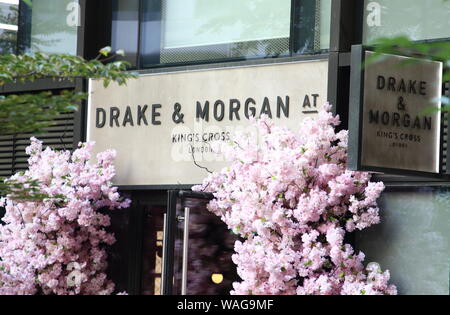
0,0 -> 19,54
140,204 -> 165,295
163,0 -> 291,50
107,190 -> 167,295
106,208 -> 132,294
291,0 -> 331,54
17,0 -> 79,55
172,197 -> 239,295
134,0 -> 331,68
363,0 -> 450,43
356,186 -> 450,295
111,0 -> 139,68
318,0 -> 332,50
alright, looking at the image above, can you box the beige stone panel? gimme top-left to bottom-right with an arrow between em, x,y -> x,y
88,60 -> 329,185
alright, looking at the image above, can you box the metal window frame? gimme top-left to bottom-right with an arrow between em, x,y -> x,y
327,0 -> 364,126
16,0 -> 31,53
134,0 -> 328,70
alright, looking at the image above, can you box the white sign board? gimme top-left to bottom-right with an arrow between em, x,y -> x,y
360,52 -> 443,173
87,60 -> 328,186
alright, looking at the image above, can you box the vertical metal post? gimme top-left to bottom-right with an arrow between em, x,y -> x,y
162,190 -> 178,295
444,81 -> 450,175
160,213 -> 168,295
181,207 -> 190,295
327,0 -> 364,129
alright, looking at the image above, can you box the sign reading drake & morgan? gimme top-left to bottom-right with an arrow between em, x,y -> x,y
87,60 -> 328,185
350,51 -> 443,174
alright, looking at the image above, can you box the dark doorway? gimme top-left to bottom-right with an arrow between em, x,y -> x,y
108,190 -> 238,295
162,190 -> 239,295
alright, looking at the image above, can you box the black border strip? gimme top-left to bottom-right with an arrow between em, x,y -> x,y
348,44 -> 364,171
136,54 -> 329,76
118,185 -> 195,191
445,81 -> 450,175
161,190 -> 178,295
178,190 -> 213,200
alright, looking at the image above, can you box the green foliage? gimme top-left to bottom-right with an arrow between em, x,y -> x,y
367,36 -> 450,80
21,0 -> 32,7
366,36 -> 450,116
0,50 -> 137,89
0,47 -> 138,199
0,91 -> 85,134
0,49 -> 137,135
0,177 -> 48,201
99,47 -> 112,57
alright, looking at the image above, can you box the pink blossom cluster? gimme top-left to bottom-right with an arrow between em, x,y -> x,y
0,138 -> 130,295
194,104 -> 397,295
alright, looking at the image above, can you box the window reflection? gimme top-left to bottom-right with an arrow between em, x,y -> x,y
26,0 -> 78,54
0,0 -> 18,54
363,0 -> 450,42
173,197 -> 239,295
157,0 -> 290,65
138,0 -> 332,68
106,208 -> 132,294
112,0 -> 139,67
141,205 -> 165,295
356,186 -> 450,295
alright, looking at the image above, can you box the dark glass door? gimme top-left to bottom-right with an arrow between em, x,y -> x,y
162,191 -> 239,295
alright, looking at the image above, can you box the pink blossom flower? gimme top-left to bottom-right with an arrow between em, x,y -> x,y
0,139 -> 129,295
194,104 -> 396,295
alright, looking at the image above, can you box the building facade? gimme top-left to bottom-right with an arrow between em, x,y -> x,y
0,0 -> 449,295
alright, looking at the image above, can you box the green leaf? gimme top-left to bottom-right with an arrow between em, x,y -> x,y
0,48 -> 136,135
366,35 -> 450,86
99,46 -> 112,57
21,0 -> 32,7
420,106 -> 441,115
66,105 -> 79,111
